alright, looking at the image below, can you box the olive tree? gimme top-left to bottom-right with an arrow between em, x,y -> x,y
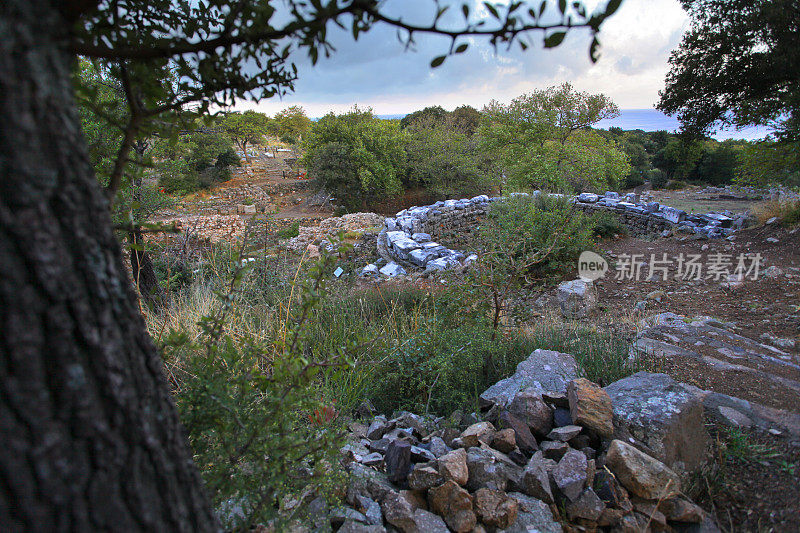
480,83 -> 629,192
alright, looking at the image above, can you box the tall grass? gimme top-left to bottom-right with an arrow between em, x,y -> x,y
147,257 -> 639,419
754,200 -> 800,226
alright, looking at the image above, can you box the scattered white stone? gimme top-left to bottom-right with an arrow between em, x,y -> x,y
380,262 -> 407,277
360,264 -> 379,278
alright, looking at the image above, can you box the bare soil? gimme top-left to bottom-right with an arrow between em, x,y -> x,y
690,424 -> 800,533
596,223 -> 800,531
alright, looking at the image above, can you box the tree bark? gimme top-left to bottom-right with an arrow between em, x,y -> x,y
0,0 -> 217,530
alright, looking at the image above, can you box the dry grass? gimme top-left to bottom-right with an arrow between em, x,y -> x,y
753,200 -> 800,226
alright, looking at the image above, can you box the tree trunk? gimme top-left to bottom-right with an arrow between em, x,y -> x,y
0,1 -> 217,530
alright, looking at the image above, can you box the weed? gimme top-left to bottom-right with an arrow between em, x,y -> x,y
666,179 -> 687,190
754,200 -> 800,227
276,220 -> 301,239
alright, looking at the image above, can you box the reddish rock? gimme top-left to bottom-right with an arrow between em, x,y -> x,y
428,480 -> 477,533
472,488 -> 519,529
497,410 -> 539,454
659,497 -> 706,523
567,378 -> 614,438
458,422 -> 496,448
408,463 -> 444,491
438,448 -> 469,486
509,389 -> 553,437
605,440 -> 680,500
492,428 -> 517,454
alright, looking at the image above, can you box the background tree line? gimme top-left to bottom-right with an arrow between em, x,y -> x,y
305,84 -> 798,213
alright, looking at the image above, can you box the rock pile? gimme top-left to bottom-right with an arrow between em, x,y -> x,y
320,350 -> 716,533
221,183 -> 272,209
286,213 -> 385,252
150,215 -> 246,244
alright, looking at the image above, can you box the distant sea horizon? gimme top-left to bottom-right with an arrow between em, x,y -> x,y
374,108 -> 772,141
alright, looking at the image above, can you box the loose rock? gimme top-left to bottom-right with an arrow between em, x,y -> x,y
438,448 -> 469,486
567,378 -> 614,438
428,480 -> 477,533
552,450 -> 588,501
604,440 -> 680,500
473,488 -> 519,529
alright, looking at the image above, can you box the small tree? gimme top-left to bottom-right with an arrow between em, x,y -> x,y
274,105 -> 312,144
480,83 -> 629,192
304,107 -> 406,210
224,110 -> 269,162
404,115 -> 488,197
470,194 -> 598,345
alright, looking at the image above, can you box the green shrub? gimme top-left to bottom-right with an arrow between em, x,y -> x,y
276,220 -> 300,239
216,148 -> 241,169
479,194 -> 598,279
624,173 -> 645,189
162,250 -> 350,530
648,168 -> 668,189
666,179 -> 687,190
592,212 -> 628,239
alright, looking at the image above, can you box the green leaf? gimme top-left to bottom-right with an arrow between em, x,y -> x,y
484,2 -> 499,19
462,4 -> 470,19
544,31 -> 566,48
455,43 -> 468,54
558,0 -> 567,14
431,55 -> 446,68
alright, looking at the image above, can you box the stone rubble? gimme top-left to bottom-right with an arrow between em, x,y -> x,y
150,215 -> 246,244
286,212 -> 385,252
294,349 -> 720,533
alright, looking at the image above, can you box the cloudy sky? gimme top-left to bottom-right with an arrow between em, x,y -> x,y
237,0 -> 690,119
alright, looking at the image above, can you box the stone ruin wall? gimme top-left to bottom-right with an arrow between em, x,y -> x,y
398,196 -> 675,250
380,191 -> 749,272
573,202 -> 675,236
415,202 -> 490,248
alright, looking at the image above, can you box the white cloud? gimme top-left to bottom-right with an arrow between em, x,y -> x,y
237,0 -> 690,117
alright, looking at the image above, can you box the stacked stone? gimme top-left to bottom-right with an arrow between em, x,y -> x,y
574,191 -> 749,238
221,183 -> 272,209
147,215 -> 246,244
311,350 -> 715,533
380,195 -> 492,274
285,212 -> 385,252
370,190 -> 752,277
